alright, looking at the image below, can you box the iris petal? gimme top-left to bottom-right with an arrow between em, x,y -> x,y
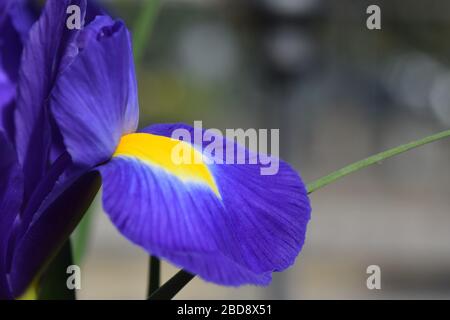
0,0 -> 34,84
0,132 -> 23,299
0,73 -> 15,140
98,124 -> 311,286
7,170 -> 100,297
14,0 -> 87,200
50,17 -> 139,168
1,0 -> 136,299
114,133 -> 220,197
0,0 -> 34,142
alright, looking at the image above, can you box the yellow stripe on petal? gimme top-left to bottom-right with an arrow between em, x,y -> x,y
113,133 -> 220,197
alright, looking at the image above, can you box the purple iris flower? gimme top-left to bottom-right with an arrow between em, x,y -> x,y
0,0 -> 311,299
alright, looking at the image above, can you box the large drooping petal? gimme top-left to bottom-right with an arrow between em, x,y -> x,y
50,17 -> 139,169
14,0 -> 87,201
99,123 -> 311,286
0,132 -> 23,299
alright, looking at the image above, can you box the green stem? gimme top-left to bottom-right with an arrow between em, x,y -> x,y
133,0 -> 162,69
307,129 -> 450,194
38,240 -> 76,300
72,205 -> 96,265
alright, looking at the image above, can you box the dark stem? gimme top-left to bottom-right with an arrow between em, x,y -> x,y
147,255 -> 161,296
148,270 -> 195,300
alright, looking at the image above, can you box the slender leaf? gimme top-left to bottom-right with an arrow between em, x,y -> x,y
307,129 -> 450,194
133,0 -> 162,68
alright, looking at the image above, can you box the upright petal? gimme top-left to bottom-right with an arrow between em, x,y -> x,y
0,0 -> 35,141
14,0 -> 86,201
85,0 -> 106,23
0,132 -> 23,299
4,4 -> 136,297
0,0 -> 34,83
98,124 -> 311,286
0,71 -> 15,138
50,18 -> 139,168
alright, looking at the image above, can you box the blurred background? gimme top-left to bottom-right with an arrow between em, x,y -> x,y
75,0 -> 450,299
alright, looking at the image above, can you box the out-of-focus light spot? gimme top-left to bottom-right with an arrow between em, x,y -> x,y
265,27 -> 315,74
429,73 -> 450,126
261,0 -> 320,16
385,53 -> 442,114
176,23 -> 239,83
